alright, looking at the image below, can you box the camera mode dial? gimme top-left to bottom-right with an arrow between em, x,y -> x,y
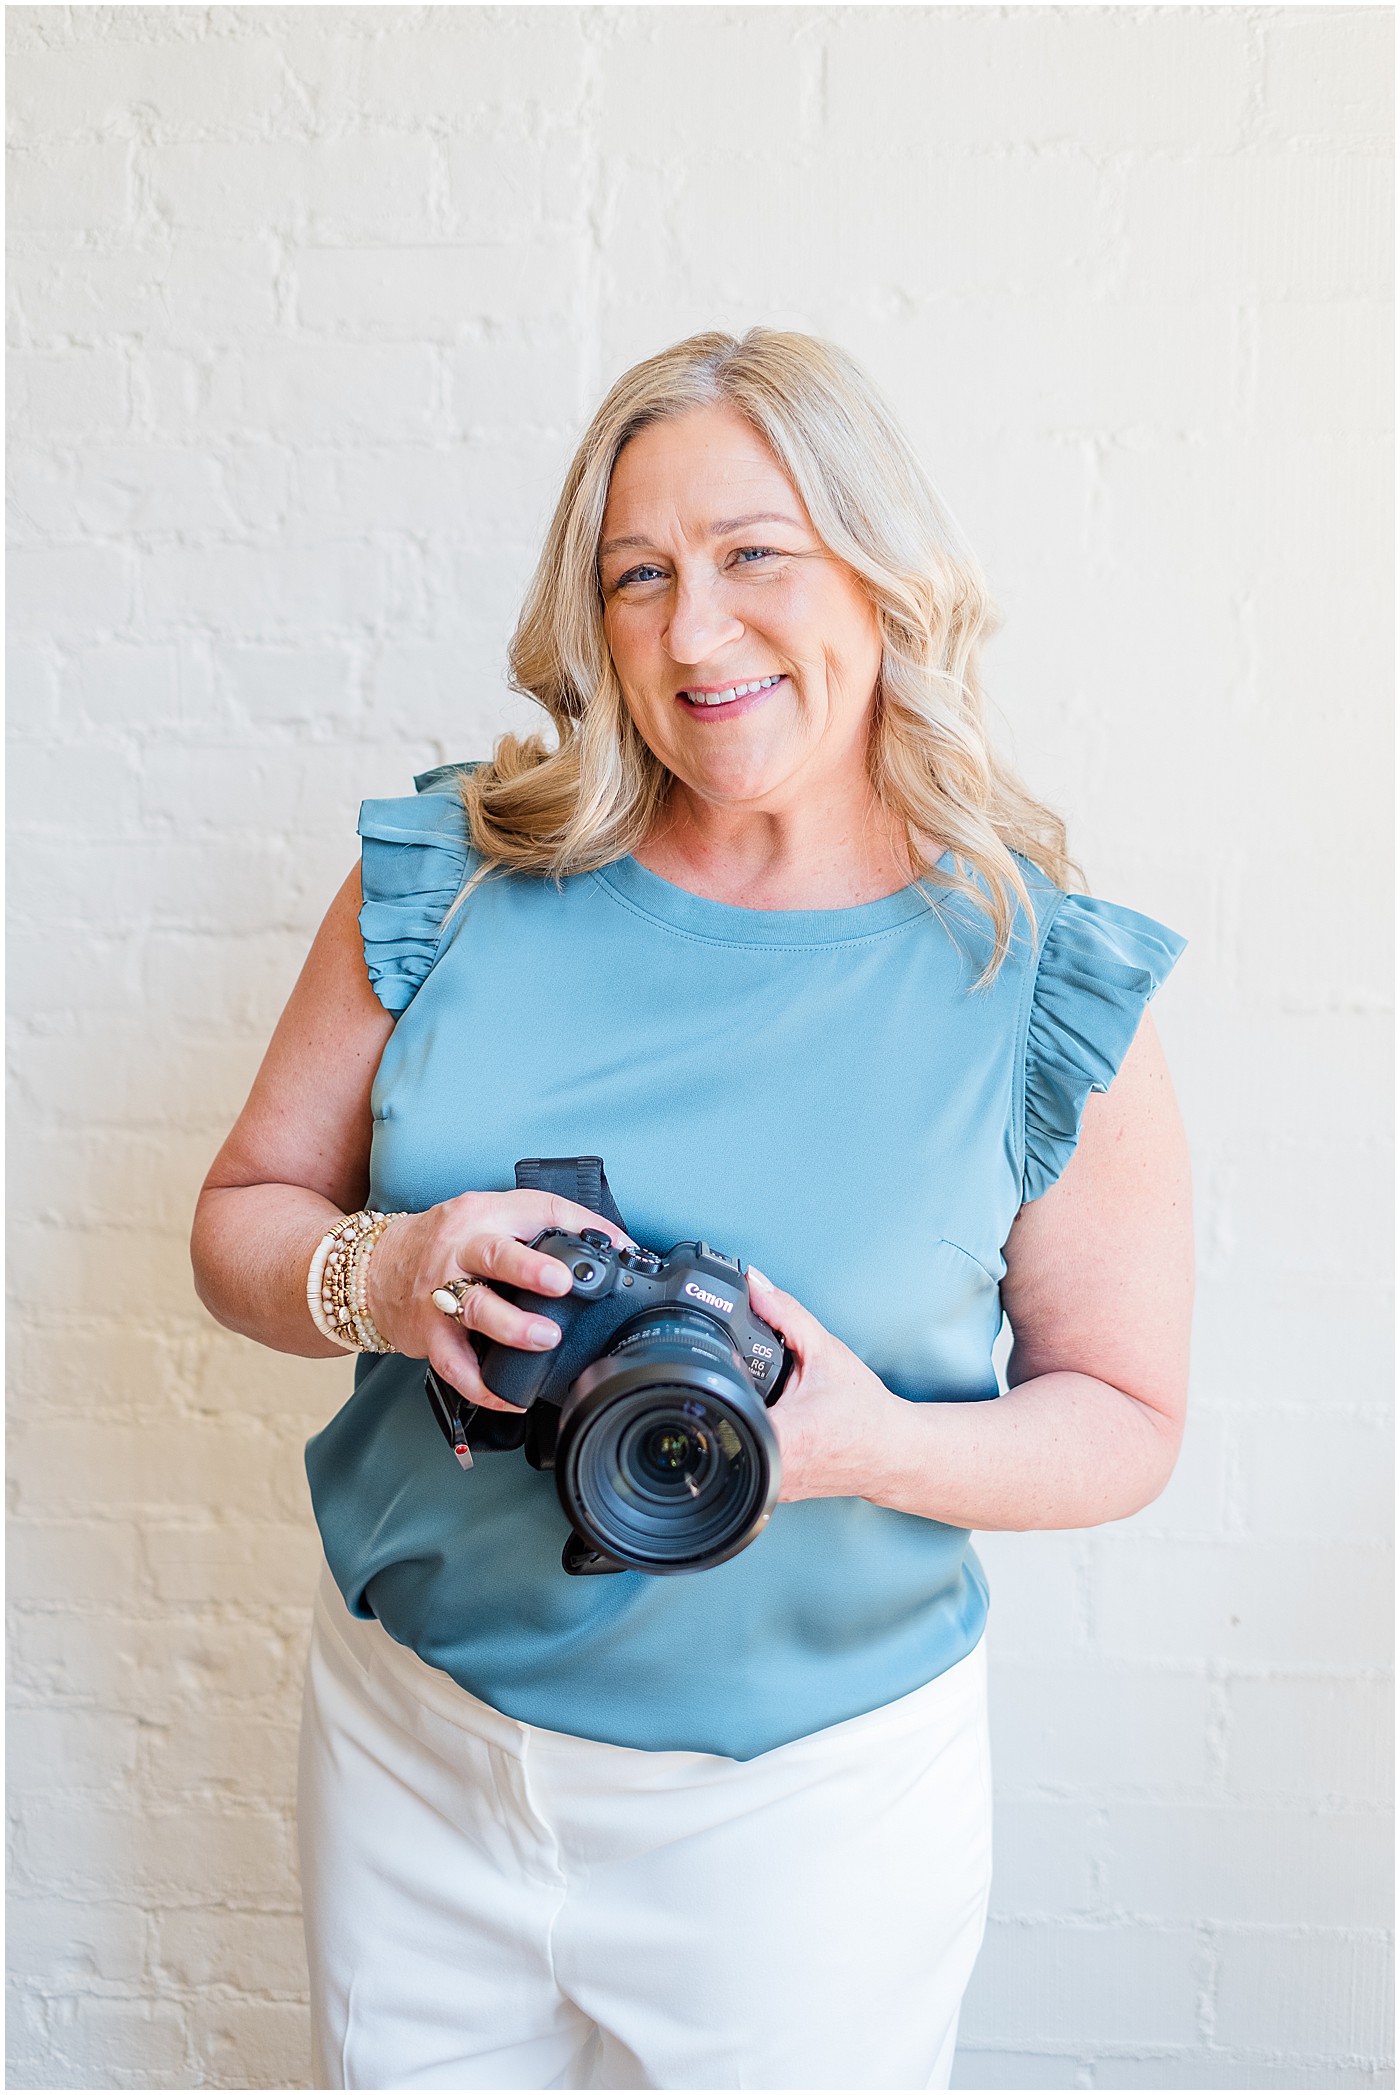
618,1247 -> 662,1274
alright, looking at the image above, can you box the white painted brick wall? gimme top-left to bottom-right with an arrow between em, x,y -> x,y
7,8 -> 1392,2089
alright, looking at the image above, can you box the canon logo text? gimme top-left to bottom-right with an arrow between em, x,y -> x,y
684,1282 -> 735,1314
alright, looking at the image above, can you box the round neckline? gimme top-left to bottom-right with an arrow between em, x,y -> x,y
592,853 -> 944,949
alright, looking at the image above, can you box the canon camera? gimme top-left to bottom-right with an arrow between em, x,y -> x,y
424,1157 -> 792,1578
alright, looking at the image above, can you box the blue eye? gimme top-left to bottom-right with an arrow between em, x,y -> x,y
733,546 -> 777,565
616,564 -> 667,588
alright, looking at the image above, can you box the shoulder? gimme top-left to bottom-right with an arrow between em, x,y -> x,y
1015,859 -> 1186,1205
357,763 -> 481,1016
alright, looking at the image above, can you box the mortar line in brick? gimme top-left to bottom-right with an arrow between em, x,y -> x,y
1205,1660 -> 1234,1801
577,10 -> 606,424
1197,1922 -> 1222,2045
1240,6 -> 1270,148
1094,145 -> 1130,303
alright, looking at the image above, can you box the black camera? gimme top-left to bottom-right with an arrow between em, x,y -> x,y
425,1158 -> 792,1578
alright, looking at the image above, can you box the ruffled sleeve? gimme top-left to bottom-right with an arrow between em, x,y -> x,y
1021,892 -> 1186,1203
357,779 -> 472,1016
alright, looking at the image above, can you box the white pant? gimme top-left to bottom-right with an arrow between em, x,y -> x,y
298,1569 -> 992,2091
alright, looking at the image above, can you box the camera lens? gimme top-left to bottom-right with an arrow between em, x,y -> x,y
566,1384 -> 764,1567
555,1307 -> 779,1574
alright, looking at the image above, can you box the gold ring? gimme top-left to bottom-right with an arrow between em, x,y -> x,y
431,1278 -> 485,1319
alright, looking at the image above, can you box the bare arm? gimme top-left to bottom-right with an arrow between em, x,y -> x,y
191,868 -> 391,1356
190,869 -> 631,1403
749,1010 -> 1194,1529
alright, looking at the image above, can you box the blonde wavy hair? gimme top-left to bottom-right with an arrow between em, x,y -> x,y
460,327 -> 1078,977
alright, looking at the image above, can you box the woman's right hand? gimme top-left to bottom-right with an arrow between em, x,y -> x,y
365,1192 -> 632,1412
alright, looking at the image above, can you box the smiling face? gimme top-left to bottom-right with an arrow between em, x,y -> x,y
598,403 -> 885,818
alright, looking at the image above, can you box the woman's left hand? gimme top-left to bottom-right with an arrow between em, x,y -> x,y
745,1267 -> 907,1503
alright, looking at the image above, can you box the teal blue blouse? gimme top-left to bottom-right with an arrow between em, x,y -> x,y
304,769 -> 1184,1759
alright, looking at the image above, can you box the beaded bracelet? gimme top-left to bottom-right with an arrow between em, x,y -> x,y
307,1210 -> 405,1353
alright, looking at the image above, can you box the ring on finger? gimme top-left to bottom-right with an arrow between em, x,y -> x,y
431,1277 -> 487,1320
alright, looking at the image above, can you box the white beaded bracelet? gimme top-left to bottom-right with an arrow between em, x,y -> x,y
307,1210 -> 404,1353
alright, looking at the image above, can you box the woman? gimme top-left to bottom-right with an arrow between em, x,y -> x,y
192,328 -> 1191,2091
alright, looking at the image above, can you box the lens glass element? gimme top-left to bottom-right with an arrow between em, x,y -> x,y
627,1418 -> 714,1495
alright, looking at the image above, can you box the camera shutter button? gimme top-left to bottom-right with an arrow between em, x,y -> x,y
579,1229 -> 611,1251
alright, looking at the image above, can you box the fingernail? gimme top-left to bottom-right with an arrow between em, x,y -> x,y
530,1321 -> 561,1348
748,1266 -> 771,1286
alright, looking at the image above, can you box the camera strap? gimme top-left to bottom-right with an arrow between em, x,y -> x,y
513,1155 -> 628,1234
